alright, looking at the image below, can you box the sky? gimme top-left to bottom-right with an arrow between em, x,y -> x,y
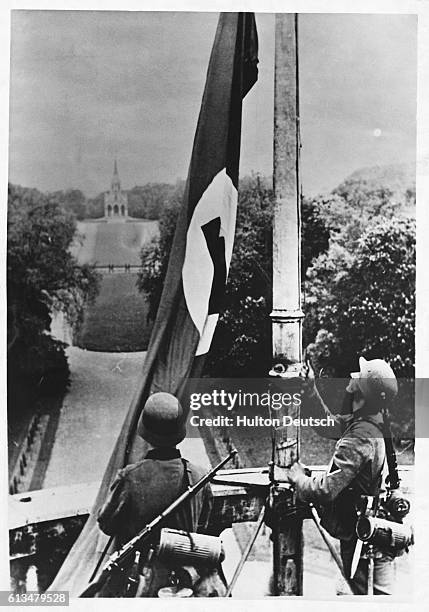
8,11 -> 417,197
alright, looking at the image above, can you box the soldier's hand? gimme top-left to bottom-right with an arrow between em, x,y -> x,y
287,461 -> 308,484
299,359 -> 316,393
273,461 -> 309,485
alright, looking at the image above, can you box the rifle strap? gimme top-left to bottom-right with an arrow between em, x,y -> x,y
181,458 -> 196,535
359,412 -> 400,490
381,409 -> 400,489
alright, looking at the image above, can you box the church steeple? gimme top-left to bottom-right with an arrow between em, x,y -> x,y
111,159 -> 120,192
104,159 -> 128,220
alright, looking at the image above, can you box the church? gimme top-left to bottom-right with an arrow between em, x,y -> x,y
104,160 -> 128,220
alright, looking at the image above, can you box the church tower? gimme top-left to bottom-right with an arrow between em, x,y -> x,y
104,160 -> 128,220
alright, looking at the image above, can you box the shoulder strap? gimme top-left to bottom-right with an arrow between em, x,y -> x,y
359,413 -> 400,490
181,458 -> 192,487
343,416 -> 384,497
380,411 -> 401,489
357,414 -> 384,434
179,458 -> 196,532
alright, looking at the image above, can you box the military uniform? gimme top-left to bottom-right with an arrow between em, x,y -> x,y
98,448 -> 211,545
96,392 -> 216,597
293,384 -> 393,595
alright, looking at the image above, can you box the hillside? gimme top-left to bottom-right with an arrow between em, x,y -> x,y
75,273 -> 152,352
72,219 -> 159,267
334,162 -> 415,197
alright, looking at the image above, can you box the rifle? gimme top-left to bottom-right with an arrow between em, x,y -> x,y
79,449 -> 237,597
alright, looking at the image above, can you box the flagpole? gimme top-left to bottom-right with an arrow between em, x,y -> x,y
270,13 -> 304,596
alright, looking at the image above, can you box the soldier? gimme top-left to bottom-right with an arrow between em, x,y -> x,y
283,356 -> 399,595
97,391 -> 213,596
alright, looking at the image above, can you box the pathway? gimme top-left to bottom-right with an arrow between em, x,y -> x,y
43,347 -> 209,488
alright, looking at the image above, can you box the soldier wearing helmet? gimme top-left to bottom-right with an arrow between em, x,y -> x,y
97,392 -> 214,596
284,356 -> 398,595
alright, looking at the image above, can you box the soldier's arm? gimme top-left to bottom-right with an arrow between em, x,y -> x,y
299,360 -> 353,439
300,385 -> 348,439
97,469 -> 129,536
292,433 -> 374,504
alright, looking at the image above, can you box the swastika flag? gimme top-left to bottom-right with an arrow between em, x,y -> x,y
181,13 -> 258,358
153,11 -> 258,375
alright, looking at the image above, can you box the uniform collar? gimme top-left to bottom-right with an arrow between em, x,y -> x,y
145,447 -> 181,460
354,411 -> 384,425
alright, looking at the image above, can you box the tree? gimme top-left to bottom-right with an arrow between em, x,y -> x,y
304,217 -> 415,378
128,182 -> 182,219
301,196 -> 330,274
86,193 -> 105,218
304,216 -> 415,439
137,183 -> 184,319
53,189 -> 87,220
7,184 -> 100,398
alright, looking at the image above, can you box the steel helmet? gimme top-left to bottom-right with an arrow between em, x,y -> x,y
137,392 -> 186,447
351,356 -> 398,406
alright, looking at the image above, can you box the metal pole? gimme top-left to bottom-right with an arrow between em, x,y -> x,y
271,12 -> 303,373
270,13 -> 304,596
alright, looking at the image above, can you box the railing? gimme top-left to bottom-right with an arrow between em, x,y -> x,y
9,413 -> 50,495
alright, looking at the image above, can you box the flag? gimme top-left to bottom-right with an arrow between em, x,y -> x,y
51,12 -> 258,595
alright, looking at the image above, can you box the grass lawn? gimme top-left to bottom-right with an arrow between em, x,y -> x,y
74,220 -> 158,266
75,273 -> 153,352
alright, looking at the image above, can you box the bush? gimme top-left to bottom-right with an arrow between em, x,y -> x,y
8,334 -> 70,395
7,184 -> 100,403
